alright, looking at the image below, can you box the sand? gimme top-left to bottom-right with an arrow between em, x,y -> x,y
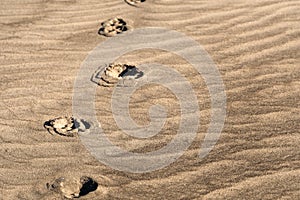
0,0 -> 299,199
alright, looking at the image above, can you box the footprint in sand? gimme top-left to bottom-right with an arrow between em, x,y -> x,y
44,116 -> 78,137
46,176 -> 98,199
98,17 -> 129,37
91,63 -> 143,87
44,116 -> 90,137
124,0 -> 146,7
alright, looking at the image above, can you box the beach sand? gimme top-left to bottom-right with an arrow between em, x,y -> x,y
0,0 -> 299,199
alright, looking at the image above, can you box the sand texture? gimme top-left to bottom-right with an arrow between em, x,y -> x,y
0,0 -> 300,199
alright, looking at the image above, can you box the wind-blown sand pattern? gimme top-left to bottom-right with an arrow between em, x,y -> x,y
0,0 -> 299,199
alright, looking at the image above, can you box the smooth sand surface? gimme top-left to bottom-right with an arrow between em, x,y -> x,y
1,0 -> 299,199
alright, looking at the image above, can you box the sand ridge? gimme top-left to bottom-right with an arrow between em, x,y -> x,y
0,0 -> 299,199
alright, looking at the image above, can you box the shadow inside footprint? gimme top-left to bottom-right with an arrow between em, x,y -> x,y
119,65 -> 144,79
43,120 -> 52,130
74,119 -> 91,132
79,177 -> 98,197
125,0 -> 146,7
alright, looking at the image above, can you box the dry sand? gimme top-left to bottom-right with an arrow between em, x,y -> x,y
0,0 -> 299,199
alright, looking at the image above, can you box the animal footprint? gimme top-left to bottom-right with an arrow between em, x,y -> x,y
91,63 -> 143,87
46,176 -> 98,199
98,17 -> 129,37
44,116 -> 78,137
124,0 -> 146,7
